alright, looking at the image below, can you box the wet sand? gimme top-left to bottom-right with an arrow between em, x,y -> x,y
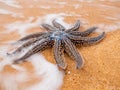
0,0 -> 120,90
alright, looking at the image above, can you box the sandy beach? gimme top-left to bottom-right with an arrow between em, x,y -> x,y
0,0 -> 120,90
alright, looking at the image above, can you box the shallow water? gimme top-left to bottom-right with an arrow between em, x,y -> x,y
0,0 -> 120,90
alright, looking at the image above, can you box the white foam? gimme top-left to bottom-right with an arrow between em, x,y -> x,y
40,6 -> 51,9
5,17 -> 37,36
105,16 -> 119,20
26,54 -> 64,90
0,41 -> 36,71
54,1 -> 67,5
41,13 -> 81,29
0,0 -> 22,8
11,64 -> 26,71
0,74 -> 18,90
0,44 -> 27,72
0,31 -> 64,90
0,46 -> 64,90
0,70 -> 28,90
0,8 -> 24,18
0,8 -> 14,15
78,0 -> 94,3
41,13 -> 69,28
93,3 -> 119,10
0,47 -> 30,90
0,46 -> 14,71
97,23 -> 120,32
4,13 -> 82,36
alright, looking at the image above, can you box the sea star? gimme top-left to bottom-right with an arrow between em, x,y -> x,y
9,20 -> 105,69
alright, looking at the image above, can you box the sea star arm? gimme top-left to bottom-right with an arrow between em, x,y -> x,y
63,36 -> 84,69
53,38 -> 67,69
52,19 -> 65,31
67,32 -> 105,45
41,24 -> 57,31
65,20 -> 80,32
13,37 -> 53,64
18,32 -> 46,41
9,39 -> 38,55
9,33 -> 51,54
68,27 -> 98,37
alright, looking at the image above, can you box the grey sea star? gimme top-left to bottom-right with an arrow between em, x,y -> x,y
8,20 -> 105,69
